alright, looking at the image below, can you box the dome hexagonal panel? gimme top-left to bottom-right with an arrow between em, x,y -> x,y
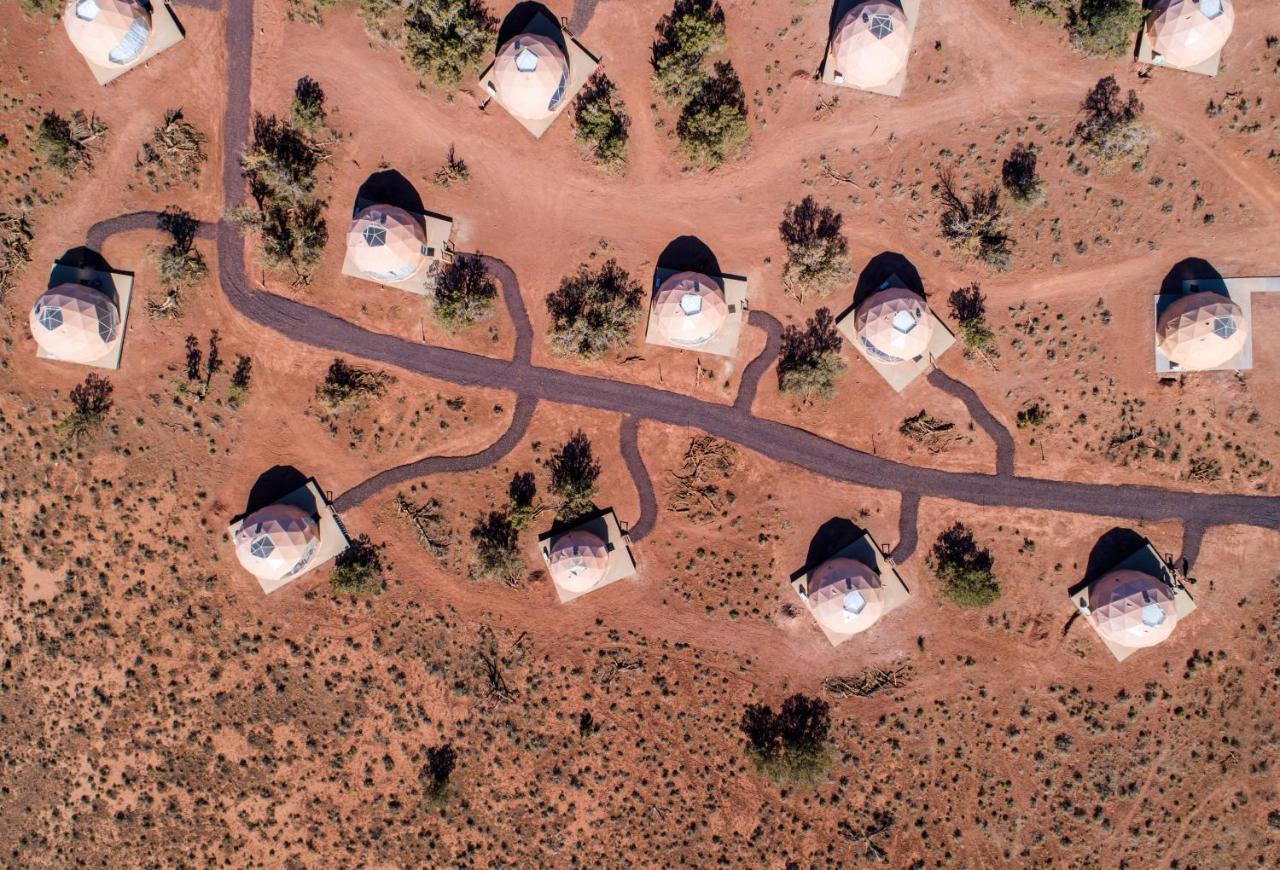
651,272 -> 729,348
1090,570 -> 1178,649
493,34 -> 570,121
1157,291 -> 1248,370
31,284 -> 121,364
234,504 -> 321,584
855,285 -> 934,364
1147,0 -> 1234,68
346,204 -> 427,283
806,556 -> 885,636
547,528 -> 610,594
830,1 -> 913,89
64,0 -> 152,67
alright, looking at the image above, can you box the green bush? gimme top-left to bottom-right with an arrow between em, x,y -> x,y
929,522 -> 1000,607
330,535 -> 386,596
937,169 -> 1013,271
57,374 -> 113,444
1076,75 -> 1150,173
36,110 -> 106,178
135,109 -> 207,192
148,208 -> 208,319
433,254 -> 497,330
573,73 -> 630,167
316,359 -> 396,411
290,76 -> 327,132
947,283 -> 999,358
402,0 -> 497,88
651,0 -> 726,103
550,430 -> 600,522
777,308 -> 845,402
545,259 -> 643,359
1010,0 -> 1068,21
1016,402 -> 1048,429
676,61 -> 749,168
1001,143 -> 1045,205
740,694 -> 832,784
778,196 -> 853,301
1067,0 -> 1144,58
469,511 -> 523,584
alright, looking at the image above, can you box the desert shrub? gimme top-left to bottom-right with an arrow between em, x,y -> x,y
777,308 -> 845,402
57,374 -> 113,443
148,208 -> 207,319
929,522 -> 1000,607
432,144 -> 470,188
739,694 -> 832,783
19,0 -> 62,16
1016,402 -> 1048,429
316,358 -> 396,411
573,73 -> 630,167
228,355 -> 253,408
402,0 -> 497,88
1075,75 -> 1150,173
36,110 -> 107,178
330,534 -> 386,596
1067,0 -> 1144,57
577,711 -> 599,739
422,743 -> 457,804
507,471 -> 538,530
899,410 -> 957,453
135,109 -> 208,191
550,430 -> 600,522
947,283 -> 998,358
180,331 -> 223,400
469,511 -> 523,585
1002,143 -> 1045,205
290,76 -> 327,132
778,196 -> 853,301
545,259 -> 643,359
937,169 -> 1013,271
433,254 -> 496,329
651,0 -> 726,103
676,61 -> 749,168
0,212 -> 33,303
235,91 -> 331,278
1010,0 -> 1067,20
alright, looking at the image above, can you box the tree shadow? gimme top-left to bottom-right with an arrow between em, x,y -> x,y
497,2 -> 567,56
656,235 -> 724,283
1156,257 -> 1227,317
243,465 -> 310,517
355,169 -> 426,217
799,517 -> 868,575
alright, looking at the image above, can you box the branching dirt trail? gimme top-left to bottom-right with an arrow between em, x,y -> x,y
86,0 -> 1280,570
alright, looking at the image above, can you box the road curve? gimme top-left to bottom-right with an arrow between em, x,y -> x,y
619,415 -> 657,541
89,0 -> 1280,545
926,368 -> 1017,476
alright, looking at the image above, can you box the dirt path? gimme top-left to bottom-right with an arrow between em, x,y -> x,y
85,0 -> 1280,580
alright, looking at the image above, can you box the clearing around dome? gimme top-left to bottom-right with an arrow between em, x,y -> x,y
1067,538 -> 1196,662
479,5 -> 600,139
64,0 -> 185,86
33,256 -> 133,370
1137,0 -> 1235,77
836,274 -> 955,392
644,267 -> 748,358
341,196 -> 455,296
1153,275 -> 1280,374
790,526 -> 910,647
821,0 -> 920,98
226,478 -> 350,595
537,507 -> 636,604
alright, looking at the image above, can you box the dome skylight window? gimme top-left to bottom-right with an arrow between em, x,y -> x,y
515,46 -> 539,72
76,0 -> 101,20
362,225 -> 387,247
1211,315 -> 1236,338
680,293 -> 703,316
37,306 -> 63,330
1200,0 -> 1223,19
867,12 -> 894,39
249,535 -> 276,559
1140,602 -> 1167,628
891,309 -> 918,333
842,588 -> 867,616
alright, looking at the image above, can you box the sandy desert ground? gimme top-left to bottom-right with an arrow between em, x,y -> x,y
0,0 -> 1279,865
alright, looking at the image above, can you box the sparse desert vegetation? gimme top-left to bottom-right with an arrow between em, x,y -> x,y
35,110 -> 107,178
929,522 -> 1001,607
432,253 -> 497,330
1075,75 -> 1150,173
573,73 -> 630,168
777,308 -> 845,402
545,259 -> 643,359
135,109 -> 208,191
778,196 -> 853,301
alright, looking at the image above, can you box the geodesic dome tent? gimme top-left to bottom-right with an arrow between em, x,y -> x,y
30,284 -> 121,363
651,272 -> 729,348
547,528 -> 610,594
347,204 -> 428,283
493,33 -> 570,121
830,1 -> 913,89
234,504 -> 321,584
64,0 -> 152,68
1147,0 -> 1235,69
1090,569 -> 1178,649
805,556 -> 885,636
1157,291 -> 1248,370
855,285 -> 934,364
